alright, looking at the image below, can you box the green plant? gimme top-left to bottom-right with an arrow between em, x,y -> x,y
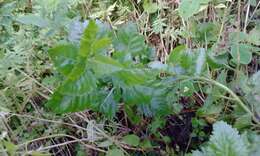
1,0 -> 260,155
46,20 -> 162,118
191,121 -> 249,156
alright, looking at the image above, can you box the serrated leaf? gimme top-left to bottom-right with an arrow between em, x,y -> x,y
79,20 -> 99,57
99,90 -> 118,118
192,121 -> 249,156
122,85 -> 153,106
46,22 -> 158,117
90,55 -> 124,77
122,134 -> 140,146
46,71 -> 100,113
113,23 -> 148,59
48,44 -> 78,76
113,69 -> 154,86
92,37 -> 111,54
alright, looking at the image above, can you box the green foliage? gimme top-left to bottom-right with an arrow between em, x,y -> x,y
122,134 -> 140,146
178,0 -> 212,19
191,121 -> 249,156
143,0 -> 158,14
230,44 -> 253,65
16,14 -> 49,27
48,44 -> 79,76
106,148 -> 125,156
1,0 -> 260,155
46,21 -> 159,118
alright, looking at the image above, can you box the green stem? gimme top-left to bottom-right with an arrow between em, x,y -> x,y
181,76 -> 259,124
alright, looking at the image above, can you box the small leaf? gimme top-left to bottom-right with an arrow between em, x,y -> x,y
231,44 -> 252,65
247,27 -> 260,45
143,0 -> 158,13
168,45 -> 186,64
140,139 -> 153,148
122,134 -> 140,146
178,0 -> 212,19
106,148 -> 124,156
180,50 -> 193,69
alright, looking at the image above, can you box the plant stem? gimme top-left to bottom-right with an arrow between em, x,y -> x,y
182,76 -> 259,124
